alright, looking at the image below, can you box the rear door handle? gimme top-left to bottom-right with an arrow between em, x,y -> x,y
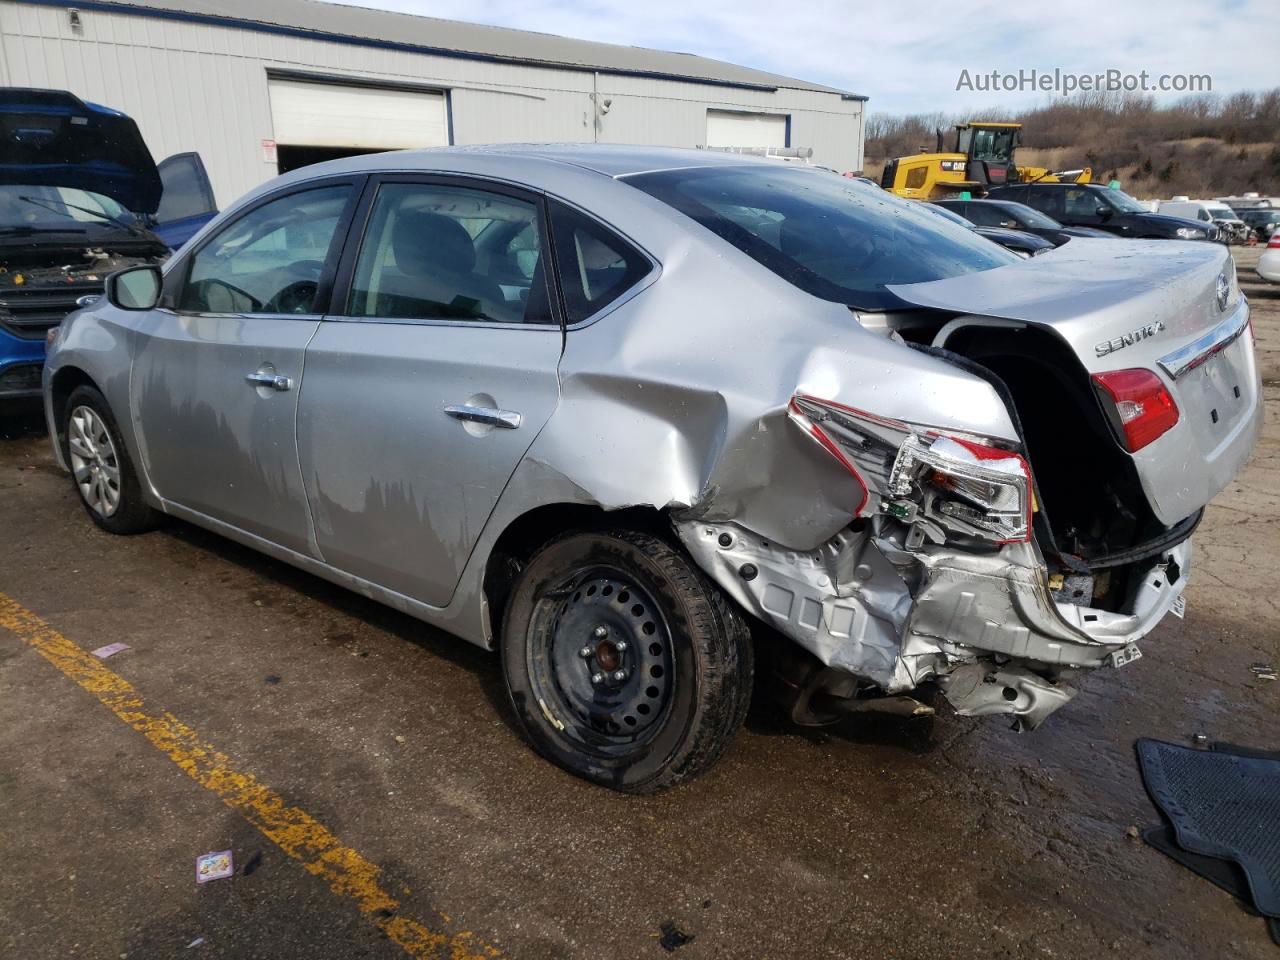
444,404 -> 522,429
246,372 -> 292,391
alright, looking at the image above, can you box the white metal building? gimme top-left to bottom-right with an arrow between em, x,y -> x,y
0,0 -> 867,207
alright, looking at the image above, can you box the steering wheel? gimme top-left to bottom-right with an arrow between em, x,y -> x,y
264,260 -> 324,314
266,280 -> 319,314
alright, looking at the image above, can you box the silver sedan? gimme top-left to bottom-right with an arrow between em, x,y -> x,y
43,145 -> 1262,792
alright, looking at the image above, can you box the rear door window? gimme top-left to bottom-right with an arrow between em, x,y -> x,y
549,202 -> 651,324
345,182 -> 554,325
1063,188 -> 1101,219
1024,188 -> 1065,219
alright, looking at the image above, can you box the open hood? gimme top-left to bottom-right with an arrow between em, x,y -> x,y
0,88 -> 162,216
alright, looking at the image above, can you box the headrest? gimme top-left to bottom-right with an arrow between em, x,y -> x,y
392,210 -> 475,276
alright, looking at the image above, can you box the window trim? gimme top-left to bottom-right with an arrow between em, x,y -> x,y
328,172 -> 564,332
541,195 -> 659,332
162,176 -> 366,319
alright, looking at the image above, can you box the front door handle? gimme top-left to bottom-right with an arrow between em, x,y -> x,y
246,371 -> 291,392
444,404 -> 522,429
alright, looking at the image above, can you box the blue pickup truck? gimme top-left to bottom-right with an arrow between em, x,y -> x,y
1,89 -> 217,400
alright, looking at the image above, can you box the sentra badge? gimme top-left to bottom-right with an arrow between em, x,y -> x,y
1095,320 -> 1166,358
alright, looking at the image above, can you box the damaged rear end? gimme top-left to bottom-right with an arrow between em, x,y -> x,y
680,239 -> 1262,729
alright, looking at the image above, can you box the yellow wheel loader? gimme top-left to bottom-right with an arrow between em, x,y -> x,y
881,122 -> 1092,200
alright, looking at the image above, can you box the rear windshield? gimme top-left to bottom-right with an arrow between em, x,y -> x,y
627,166 -> 1017,310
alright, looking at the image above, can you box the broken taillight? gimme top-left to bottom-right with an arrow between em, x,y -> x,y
890,434 -> 1032,543
1091,368 -> 1180,452
786,396 -> 874,515
788,395 -> 1032,543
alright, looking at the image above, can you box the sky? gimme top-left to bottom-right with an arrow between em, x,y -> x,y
329,0 -> 1277,116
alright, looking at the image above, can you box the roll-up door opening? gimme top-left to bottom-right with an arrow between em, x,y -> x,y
705,109 -> 788,150
268,78 -> 450,174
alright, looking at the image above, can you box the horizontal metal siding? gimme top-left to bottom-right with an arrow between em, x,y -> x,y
0,0 -> 865,204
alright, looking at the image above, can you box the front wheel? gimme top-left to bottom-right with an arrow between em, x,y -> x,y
63,384 -> 159,534
501,530 -> 752,793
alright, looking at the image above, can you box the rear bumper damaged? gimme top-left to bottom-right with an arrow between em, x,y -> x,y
678,520 -> 1192,728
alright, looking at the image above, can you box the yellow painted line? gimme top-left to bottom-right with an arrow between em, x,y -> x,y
0,593 -> 500,960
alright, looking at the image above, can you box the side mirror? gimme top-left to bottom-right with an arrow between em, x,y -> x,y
1001,220 -> 1017,228
106,265 -> 162,311
1096,205 -> 1114,220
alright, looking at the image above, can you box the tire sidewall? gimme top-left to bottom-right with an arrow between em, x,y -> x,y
501,532 -> 713,792
63,384 -> 154,534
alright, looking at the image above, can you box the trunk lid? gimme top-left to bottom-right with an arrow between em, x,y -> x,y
887,238 -> 1262,525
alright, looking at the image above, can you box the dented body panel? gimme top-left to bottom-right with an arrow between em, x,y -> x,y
43,145 -> 1260,732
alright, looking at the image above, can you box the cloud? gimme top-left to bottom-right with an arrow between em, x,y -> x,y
328,0 -> 1277,114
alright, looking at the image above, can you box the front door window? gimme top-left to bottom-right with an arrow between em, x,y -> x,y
178,186 -> 351,314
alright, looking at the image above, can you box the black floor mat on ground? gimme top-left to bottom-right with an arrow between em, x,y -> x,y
1144,826 -> 1280,945
1136,738 -> 1280,918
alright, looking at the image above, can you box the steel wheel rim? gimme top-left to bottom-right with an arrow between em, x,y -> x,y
527,565 -> 675,754
68,405 -> 122,518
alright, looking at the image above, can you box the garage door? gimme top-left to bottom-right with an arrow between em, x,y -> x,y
705,110 -> 787,150
267,79 -> 449,150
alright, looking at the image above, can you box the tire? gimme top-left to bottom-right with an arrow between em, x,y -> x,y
501,529 -> 752,793
63,384 -> 160,535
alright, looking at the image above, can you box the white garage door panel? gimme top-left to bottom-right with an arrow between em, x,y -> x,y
706,110 -> 787,149
268,80 -> 448,149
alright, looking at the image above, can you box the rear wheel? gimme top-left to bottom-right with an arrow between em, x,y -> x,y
63,385 -> 159,534
501,529 -> 752,793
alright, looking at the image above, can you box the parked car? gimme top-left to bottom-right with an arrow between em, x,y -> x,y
0,88 -> 216,400
1259,232 -> 1280,283
969,223 -> 1054,257
934,198 -> 1113,246
988,183 -> 1220,241
1157,199 -> 1249,244
922,201 -> 1054,257
44,146 -> 1261,792
1238,208 -> 1280,242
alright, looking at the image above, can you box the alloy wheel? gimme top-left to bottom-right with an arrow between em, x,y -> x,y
68,405 -> 122,518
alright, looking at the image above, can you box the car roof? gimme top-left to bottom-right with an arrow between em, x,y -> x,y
297,143 -> 781,181
1012,182 -> 1099,190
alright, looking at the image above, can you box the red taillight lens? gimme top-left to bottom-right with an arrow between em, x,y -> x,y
788,395 -> 1033,542
1268,234 -> 1280,248
787,397 -> 872,515
1092,368 -> 1180,452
